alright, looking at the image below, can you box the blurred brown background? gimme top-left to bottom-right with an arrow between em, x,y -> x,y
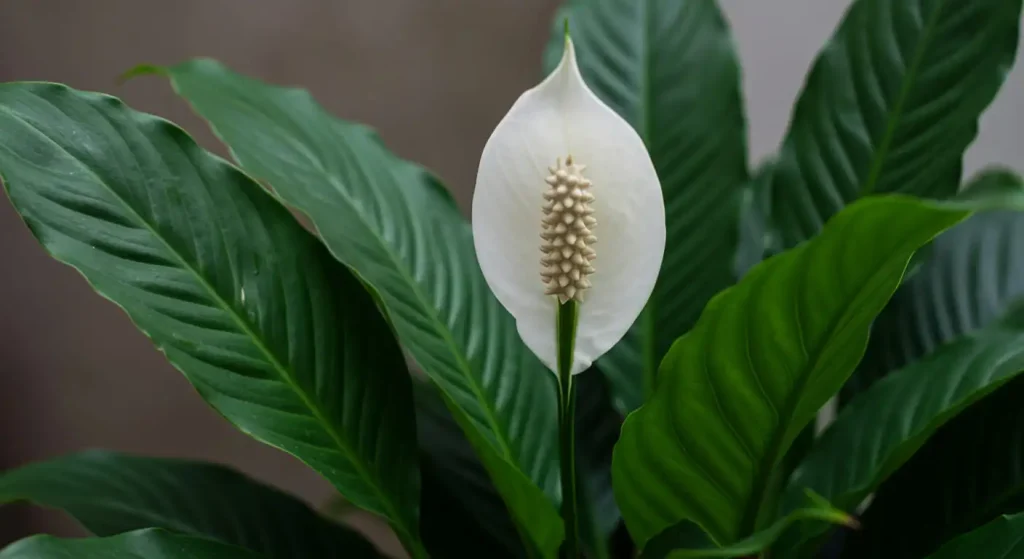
1,0 -> 1022,552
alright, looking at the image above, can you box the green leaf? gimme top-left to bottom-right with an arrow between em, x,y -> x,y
844,375 -> 1024,557
544,0 -> 749,414
846,169 -> 1024,400
641,495 -> 853,559
925,514 -> 1024,559
0,451 -> 379,558
142,60 -> 563,556
613,195 -> 987,548
779,307 -> 1024,555
0,530 -> 264,559
0,83 -> 421,552
415,370 -> 620,559
767,0 -> 1022,249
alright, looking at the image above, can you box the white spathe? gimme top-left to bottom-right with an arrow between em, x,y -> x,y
472,35 -> 666,376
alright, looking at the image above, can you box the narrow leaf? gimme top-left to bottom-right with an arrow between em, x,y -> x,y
845,375 -> 1024,557
768,0 -> 1022,248
142,61 -> 563,556
544,0 -> 749,413
780,307 -> 1024,554
0,530 -> 263,559
0,83 -> 420,550
613,195 -> 1001,548
925,514 -> 1024,559
0,451 -> 379,558
642,497 -> 853,559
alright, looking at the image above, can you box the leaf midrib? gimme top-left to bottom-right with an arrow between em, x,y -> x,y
859,0 -> 948,196
0,99 -> 412,538
181,75 -> 522,467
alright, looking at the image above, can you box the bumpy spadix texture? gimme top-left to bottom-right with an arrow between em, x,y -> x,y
541,155 -> 597,303
472,36 -> 665,375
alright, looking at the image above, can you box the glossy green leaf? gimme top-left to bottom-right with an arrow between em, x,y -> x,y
780,307 -> 1024,555
642,495 -> 853,559
544,0 -> 748,414
0,451 -> 378,558
768,0 -> 1022,249
0,530 -> 263,559
0,83 -> 421,553
141,60 -> 563,556
613,195 -> 988,548
844,375 -> 1024,557
925,514 -> 1024,559
846,169 -> 1024,400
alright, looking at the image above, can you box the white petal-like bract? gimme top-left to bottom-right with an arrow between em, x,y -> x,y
472,36 -> 666,375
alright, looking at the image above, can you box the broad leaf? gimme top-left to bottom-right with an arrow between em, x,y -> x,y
641,495 -> 853,559
846,169 -> 1024,399
0,83 -> 421,552
767,0 -> 1022,249
141,61 -> 563,556
0,530 -> 263,559
844,375 -> 1024,557
544,0 -> 748,414
925,514 -> 1024,559
780,307 -> 1024,555
613,195 -> 993,548
0,451 -> 378,558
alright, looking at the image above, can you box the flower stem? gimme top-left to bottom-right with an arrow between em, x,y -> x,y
556,299 -> 580,558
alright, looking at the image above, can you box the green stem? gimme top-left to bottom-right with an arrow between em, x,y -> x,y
557,300 -> 580,558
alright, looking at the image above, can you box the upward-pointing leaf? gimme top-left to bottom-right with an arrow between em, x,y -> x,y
141,61 -> 563,556
0,83 -> 422,555
0,451 -> 379,558
0,530 -> 264,559
544,0 -> 749,414
612,195 -> 1020,549
846,169 -> 1024,401
768,0 -> 1022,249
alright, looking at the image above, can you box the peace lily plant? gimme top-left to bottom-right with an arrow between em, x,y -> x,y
1,1 -> 1023,559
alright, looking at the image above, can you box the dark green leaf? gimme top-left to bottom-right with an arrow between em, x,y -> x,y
415,370 -> 621,559
613,195 -> 982,548
641,494 -> 853,559
141,60 -> 564,556
780,307 -> 1024,555
0,530 -> 263,559
0,83 -> 421,552
544,0 -> 749,414
925,514 -> 1024,559
0,451 -> 378,558
768,0 -> 1022,249
847,169 -> 1024,400
844,375 -> 1024,557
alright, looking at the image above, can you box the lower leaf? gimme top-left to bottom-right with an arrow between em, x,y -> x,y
0,530 -> 263,559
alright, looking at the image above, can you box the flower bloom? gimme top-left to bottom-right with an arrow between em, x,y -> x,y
472,35 -> 666,375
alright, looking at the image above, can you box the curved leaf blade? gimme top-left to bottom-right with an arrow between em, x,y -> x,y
544,0 -> 749,413
780,308 -> 1024,554
0,530 -> 264,559
845,375 -> 1024,557
847,169 -> 1024,399
0,83 -> 420,549
768,0 -> 1022,249
0,451 -> 379,558
143,61 -> 563,556
642,496 -> 853,559
925,514 -> 1024,559
613,196 -> 977,548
